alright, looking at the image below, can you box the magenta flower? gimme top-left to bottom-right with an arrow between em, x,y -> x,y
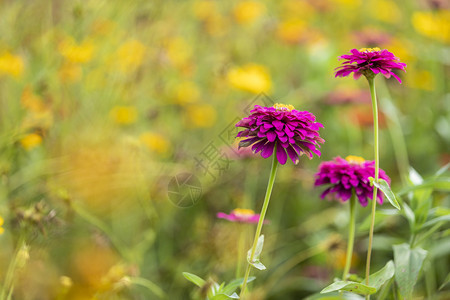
335,48 -> 407,83
217,208 -> 263,224
314,156 -> 391,207
236,103 -> 324,165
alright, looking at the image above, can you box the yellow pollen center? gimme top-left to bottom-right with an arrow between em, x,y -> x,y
359,47 -> 381,53
274,103 -> 295,111
345,155 -> 366,164
232,208 -> 255,217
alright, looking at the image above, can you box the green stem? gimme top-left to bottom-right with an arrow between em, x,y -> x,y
236,227 -> 245,278
0,238 -> 25,300
128,277 -> 166,299
240,154 -> 278,299
342,193 -> 356,281
365,77 -> 379,300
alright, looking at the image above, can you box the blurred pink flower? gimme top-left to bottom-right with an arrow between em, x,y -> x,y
217,208 -> 267,224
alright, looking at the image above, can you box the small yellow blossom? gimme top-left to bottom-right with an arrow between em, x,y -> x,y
345,155 -> 366,164
0,52 -> 24,78
412,11 -> 450,43
185,104 -> 217,128
110,106 -> 138,125
232,208 -> 256,217
233,1 -> 266,25
277,19 -> 306,45
116,39 -> 146,72
139,132 -> 171,155
227,64 -> 272,94
359,47 -> 381,53
274,103 -> 295,111
175,81 -> 200,104
0,216 -> 4,234
20,133 -> 43,151
58,37 -> 95,64
60,276 -> 73,288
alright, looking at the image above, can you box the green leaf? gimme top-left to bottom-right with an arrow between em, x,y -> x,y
393,243 -> 428,299
422,215 -> 450,228
222,277 -> 255,295
369,177 -> 400,210
398,178 -> 450,195
365,260 -> 395,290
320,281 -> 376,295
439,272 -> 450,291
182,272 -> 205,288
210,293 -> 239,300
247,235 -> 266,270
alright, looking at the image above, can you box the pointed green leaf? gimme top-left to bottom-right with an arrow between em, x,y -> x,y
393,243 -> 428,299
369,177 -> 400,210
320,281 -> 376,295
222,277 -> 255,295
365,260 -> 395,290
210,293 -> 239,300
250,259 -> 266,270
439,272 -> 450,291
247,235 -> 266,270
182,272 -> 205,288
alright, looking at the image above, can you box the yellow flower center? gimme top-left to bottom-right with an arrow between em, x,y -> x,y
232,208 -> 255,217
359,47 -> 381,53
273,103 -> 295,111
345,155 -> 366,164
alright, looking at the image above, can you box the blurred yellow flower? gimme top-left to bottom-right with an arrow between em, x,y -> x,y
0,216 -> 4,234
186,104 -> 217,128
139,132 -> 171,156
58,37 -> 95,64
20,88 -> 54,130
412,11 -> 450,43
166,37 -> 192,67
277,19 -> 306,45
233,1 -> 266,25
369,0 -> 401,24
175,81 -> 200,104
281,0 -> 314,20
227,64 -> 272,94
408,70 -> 435,91
116,39 -> 146,72
59,62 -> 82,83
0,52 -> 24,78
109,106 -> 138,125
20,133 -> 43,151
333,0 -> 361,6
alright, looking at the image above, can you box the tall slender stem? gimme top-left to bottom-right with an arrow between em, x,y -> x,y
240,154 -> 278,299
365,77 -> 379,300
342,193 -> 356,281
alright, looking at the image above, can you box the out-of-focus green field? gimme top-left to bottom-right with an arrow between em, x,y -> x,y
0,0 -> 448,299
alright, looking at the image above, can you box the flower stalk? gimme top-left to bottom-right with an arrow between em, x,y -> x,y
240,153 -> 278,298
342,192 -> 356,281
365,77 -> 379,300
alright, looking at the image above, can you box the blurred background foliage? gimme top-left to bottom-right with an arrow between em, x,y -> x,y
0,0 -> 448,299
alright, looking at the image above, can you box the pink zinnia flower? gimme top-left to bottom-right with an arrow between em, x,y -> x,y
236,103 -> 324,165
314,156 -> 391,207
335,48 -> 407,83
216,208 -> 263,224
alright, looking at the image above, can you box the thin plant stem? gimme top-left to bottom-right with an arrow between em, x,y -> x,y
0,237 -> 25,300
236,227 -> 245,278
240,154 -> 278,299
342,193 -> 356,281
365,77 -> 379,300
